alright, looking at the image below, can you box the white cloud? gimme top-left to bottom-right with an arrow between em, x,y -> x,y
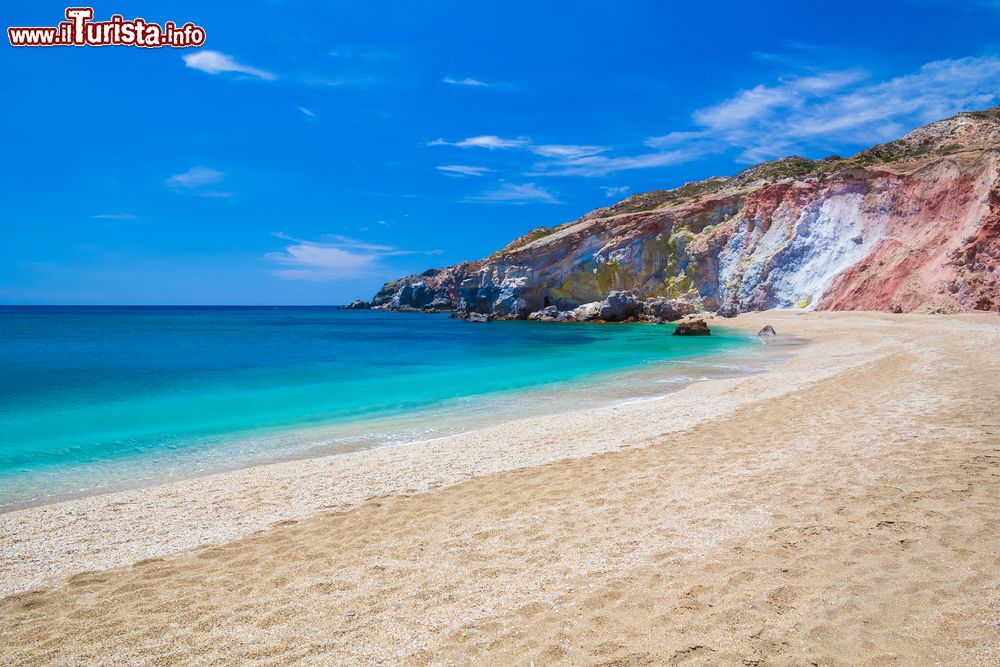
428,136 -> 605,157
182,50 -> 276,81
601,186 -> 630,198
167,167 -> 223,188
463,182 -> 560,204
299,106 -> 316,117
428,135 -> 531,149
425,55 -> 1000,180
442,76 -> 489,87
91,212 -> 137,221
267,233 -> 439,281
268,241 -> 377,281
166,167 -> 232,198
437,165 -> 495,177
693,70 -> 865,133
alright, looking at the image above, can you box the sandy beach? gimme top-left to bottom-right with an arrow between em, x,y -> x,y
1,311 -> 998,665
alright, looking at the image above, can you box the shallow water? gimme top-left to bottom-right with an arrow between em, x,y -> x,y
0,307 -> 765,509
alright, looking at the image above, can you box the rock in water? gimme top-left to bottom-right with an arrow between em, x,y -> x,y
343,299 -> 371,310
757,325 -> 776,336
464,312 -> 493,323
673,319 -> 710,336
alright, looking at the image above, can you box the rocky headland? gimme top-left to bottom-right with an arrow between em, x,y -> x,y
372,107 -> 1000,320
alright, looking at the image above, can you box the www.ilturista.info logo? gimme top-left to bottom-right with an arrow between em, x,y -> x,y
8,8 -> 206,48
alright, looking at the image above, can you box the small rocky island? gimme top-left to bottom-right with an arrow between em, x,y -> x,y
673,319 -> 711,336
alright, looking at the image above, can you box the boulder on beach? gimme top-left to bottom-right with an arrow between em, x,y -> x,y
716,305 -> 739,318
673,319 -> 711,336
570,301 -> 602,322
597,291 -> 640,322
527,305 -> 560,321
757,325 -> 776,336
641,297 -> 682,323
528,295 -> 698,324
528,305 -> 588,322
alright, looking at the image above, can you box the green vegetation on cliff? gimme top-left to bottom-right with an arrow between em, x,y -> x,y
601,177 -> 729,215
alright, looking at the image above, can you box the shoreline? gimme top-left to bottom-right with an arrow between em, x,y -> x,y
2,311 -> 998,664
3,314 -> 868,596
0,323 -> 772,514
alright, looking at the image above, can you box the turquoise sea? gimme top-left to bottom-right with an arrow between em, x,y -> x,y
0,307 -> 762,509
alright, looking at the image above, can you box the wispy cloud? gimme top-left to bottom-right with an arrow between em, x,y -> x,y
427,55 -> 1000,181
166,167 -> 233,198
428,136 -> 605,157
266,233 -> 440,281
299,106 -> 316,117
91,212 -> 138,221
428,135 -> 531,149
643,131 -> 709,149
528,147 -> 704,177
680,56 -> 1000,161
601,185 -> 630,198
437,165 -> 495,177
429,132 -> 693,177
442,76 -> 489,87
463,182 -> 560,205
167,167 -> 224,188
182,50 -> 276,81
695,71 -> 866,130
529,144 -> 609,159
304,75 -> 381,87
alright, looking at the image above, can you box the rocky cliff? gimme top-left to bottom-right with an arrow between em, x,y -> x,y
374,108 -> 1000,318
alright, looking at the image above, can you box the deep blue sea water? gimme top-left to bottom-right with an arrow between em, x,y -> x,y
0,307 -> 760,508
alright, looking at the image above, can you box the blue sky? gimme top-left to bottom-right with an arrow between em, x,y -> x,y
2,0 -> 999,304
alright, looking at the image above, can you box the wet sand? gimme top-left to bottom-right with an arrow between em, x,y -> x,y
1,312 -> 998,665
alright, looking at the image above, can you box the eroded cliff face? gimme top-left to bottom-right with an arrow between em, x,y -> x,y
374,109 -> 1000,317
